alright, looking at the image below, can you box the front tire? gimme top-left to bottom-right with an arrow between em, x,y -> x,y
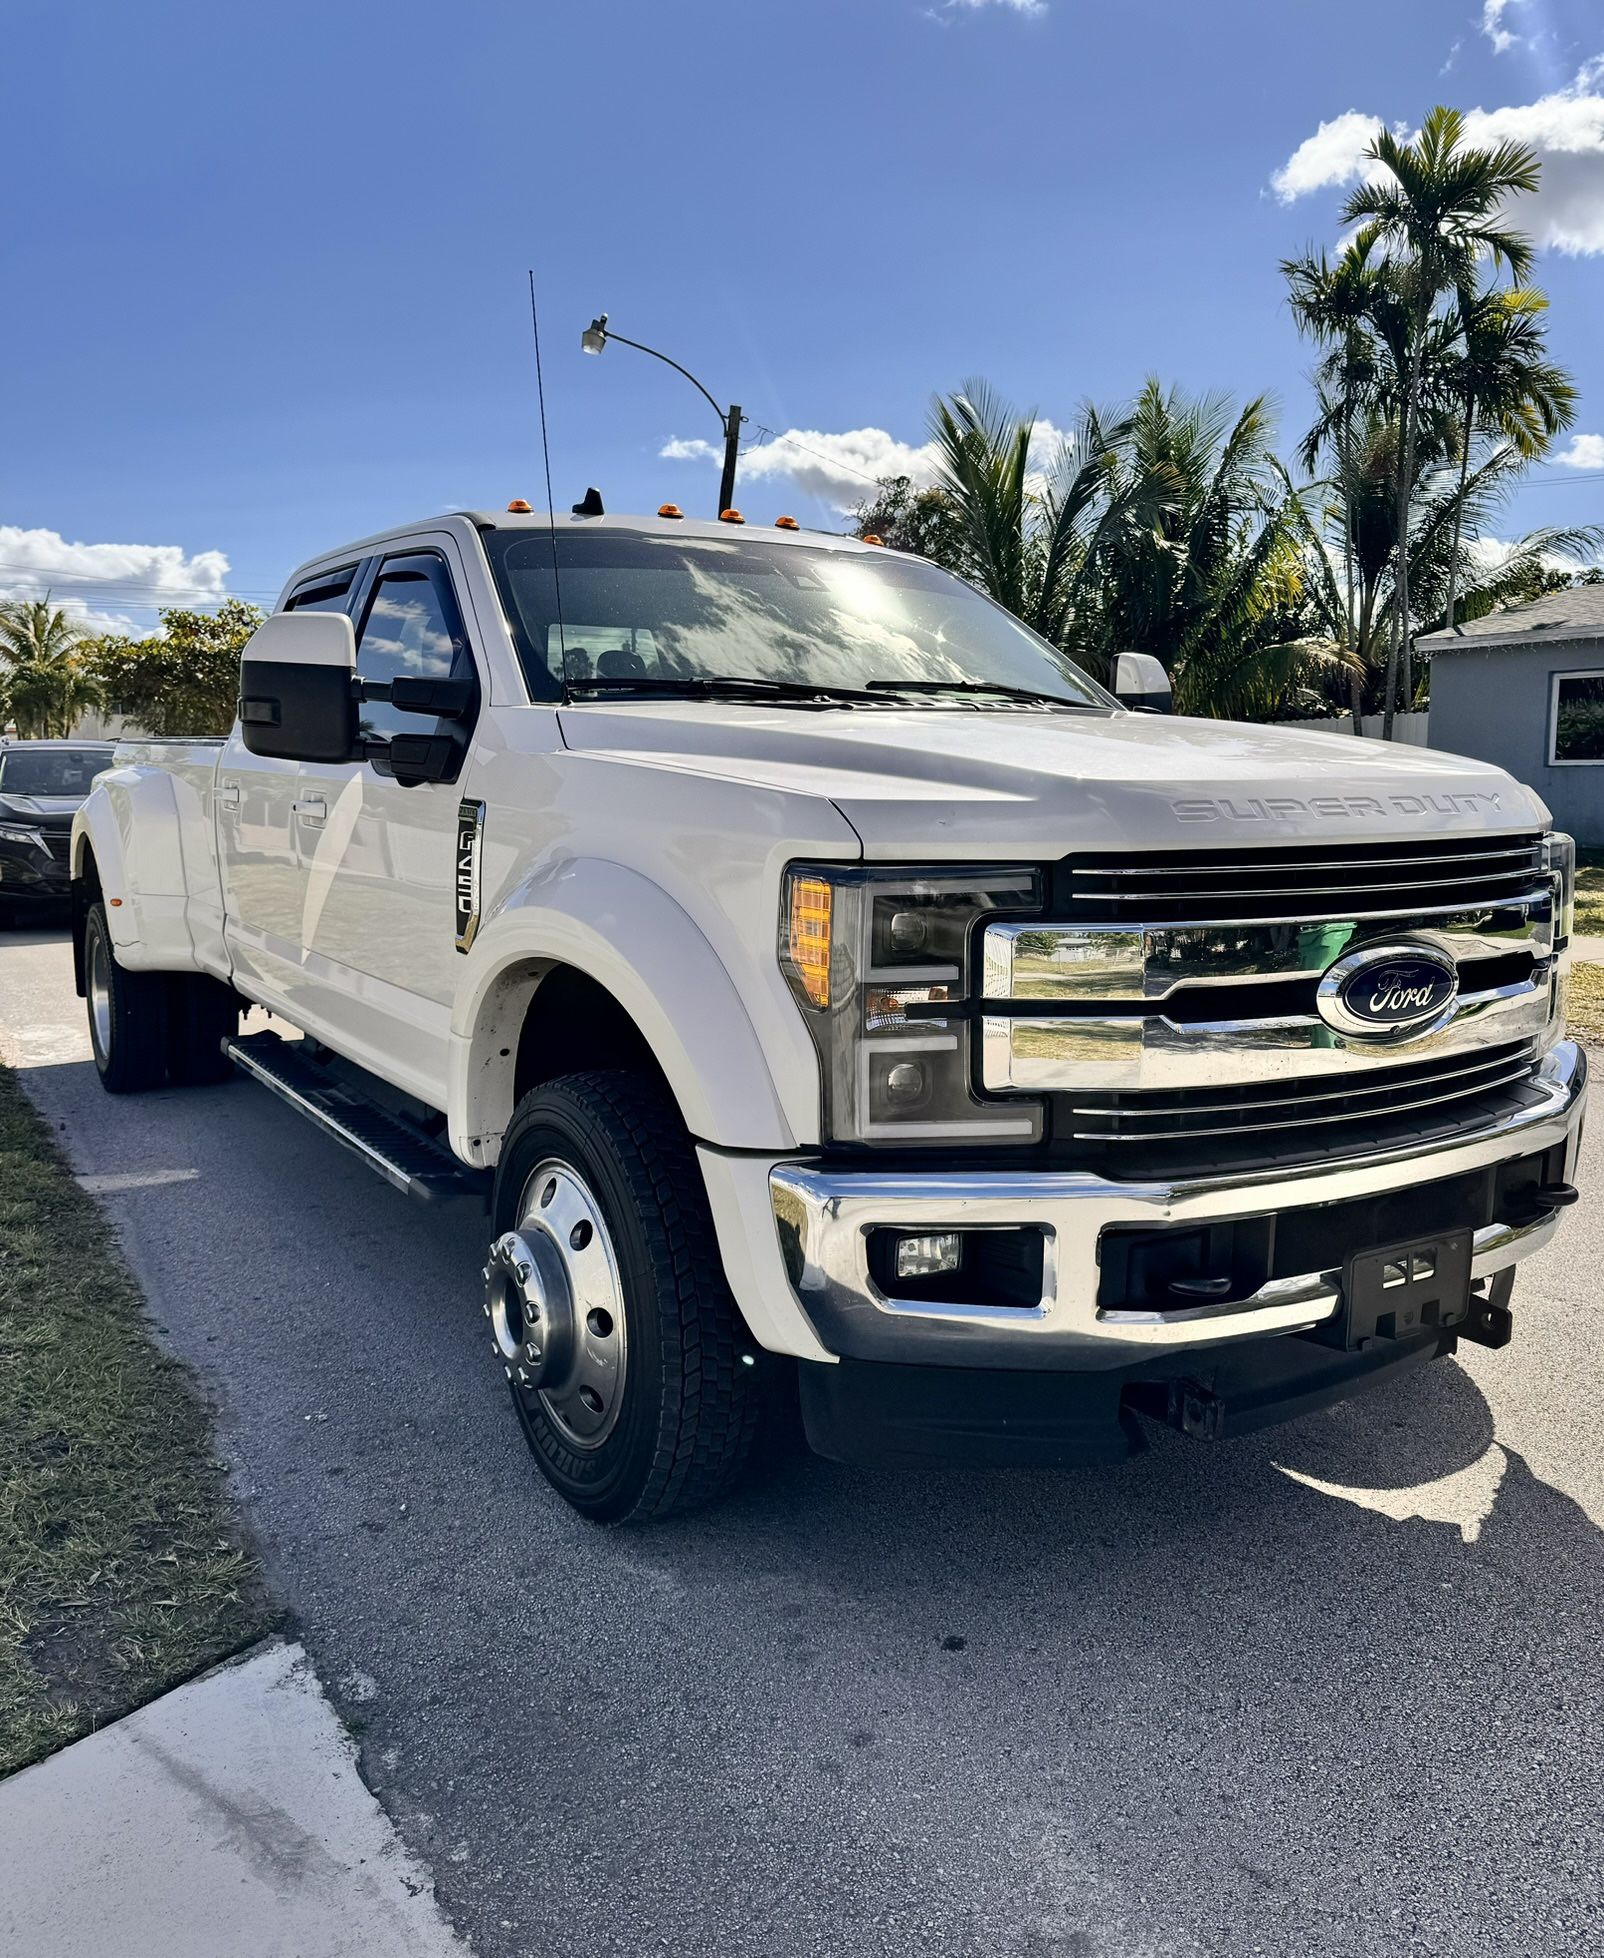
487,1071 -> 764,1523
84,901 -> 170,1094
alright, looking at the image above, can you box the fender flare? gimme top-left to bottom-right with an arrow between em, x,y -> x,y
71,789 -> 143,953
447,859 -> 796,1163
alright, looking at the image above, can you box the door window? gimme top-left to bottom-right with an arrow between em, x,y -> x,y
354,556 -> 476,741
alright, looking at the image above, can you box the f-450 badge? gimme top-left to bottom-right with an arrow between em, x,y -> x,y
455,799 -> 485,953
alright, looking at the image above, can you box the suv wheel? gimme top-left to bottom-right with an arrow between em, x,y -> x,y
487,1071 -> 765,1523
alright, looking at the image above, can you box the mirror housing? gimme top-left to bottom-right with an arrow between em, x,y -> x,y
239,613 -> 358,762
1113,650 -> 1173,715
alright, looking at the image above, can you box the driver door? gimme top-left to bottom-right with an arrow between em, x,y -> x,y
288,544 -> 482,1107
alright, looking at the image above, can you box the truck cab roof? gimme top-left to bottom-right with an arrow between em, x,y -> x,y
277,509 -> 888,604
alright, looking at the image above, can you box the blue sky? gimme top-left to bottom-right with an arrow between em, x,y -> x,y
2,0 -> 1602,631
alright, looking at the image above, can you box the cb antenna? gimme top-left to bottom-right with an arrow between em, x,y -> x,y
527,268 -> 567,688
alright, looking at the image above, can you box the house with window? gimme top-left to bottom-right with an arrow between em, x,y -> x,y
1420,584 -> 1604,844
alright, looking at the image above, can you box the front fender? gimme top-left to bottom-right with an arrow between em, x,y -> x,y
448,859 -> 796,1163
71,787 -> 143,954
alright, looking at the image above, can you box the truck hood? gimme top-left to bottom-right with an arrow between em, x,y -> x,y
556,703 -> 1547,855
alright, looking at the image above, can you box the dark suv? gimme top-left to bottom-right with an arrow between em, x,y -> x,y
0,740 -> 115,921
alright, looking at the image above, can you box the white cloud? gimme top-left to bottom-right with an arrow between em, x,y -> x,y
0,525 -> 232,636
1270,111 -> 1386,203
661,416 -> 1075,512
1270,68 -> 1604,254
941,0 -> 1046,13
1481,0 -> 1526,54
1556,433 -> 1604,468
663,426 -> 942,510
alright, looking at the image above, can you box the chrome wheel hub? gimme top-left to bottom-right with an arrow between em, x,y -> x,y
87,929 -> 112,1062
483,1159 -> 627,1450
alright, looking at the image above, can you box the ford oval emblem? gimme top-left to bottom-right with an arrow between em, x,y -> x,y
1316,943 -> 1458,1040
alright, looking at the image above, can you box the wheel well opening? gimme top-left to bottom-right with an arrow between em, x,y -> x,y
71,846 -> 102,996
515,966 -> 670,1106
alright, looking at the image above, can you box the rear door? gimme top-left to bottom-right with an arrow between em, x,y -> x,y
284,544 -> 483,1105
217,562 -> 363,1015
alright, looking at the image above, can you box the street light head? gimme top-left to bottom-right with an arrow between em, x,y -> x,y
581,314 -> 609,356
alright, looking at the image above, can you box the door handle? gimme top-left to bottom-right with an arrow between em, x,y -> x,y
292,796 -> 327,827
216,781 -> 241,812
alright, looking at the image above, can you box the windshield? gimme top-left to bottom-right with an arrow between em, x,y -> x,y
0,748 -> 108,796
484,531 -> 1111,709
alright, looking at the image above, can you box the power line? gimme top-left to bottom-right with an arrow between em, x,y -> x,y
744,423 -> 887,490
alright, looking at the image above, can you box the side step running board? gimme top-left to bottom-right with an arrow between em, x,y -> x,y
223,1031 -> 490,1205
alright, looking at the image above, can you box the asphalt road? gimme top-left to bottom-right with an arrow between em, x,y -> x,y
4,923 -> 1603,1958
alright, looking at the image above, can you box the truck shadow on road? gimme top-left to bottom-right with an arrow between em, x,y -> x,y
16,1047 -> 1602,1957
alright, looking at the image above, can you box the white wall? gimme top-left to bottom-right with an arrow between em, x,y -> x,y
1270,712 -> 1431,746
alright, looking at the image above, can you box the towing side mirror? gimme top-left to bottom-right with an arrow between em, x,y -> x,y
238,613 -> 358,763
1113,650 -> 1173,715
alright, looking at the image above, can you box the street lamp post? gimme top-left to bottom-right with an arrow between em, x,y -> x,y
581,314 -> 742,517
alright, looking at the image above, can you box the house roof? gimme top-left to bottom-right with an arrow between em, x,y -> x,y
1419,584 -> 1604,651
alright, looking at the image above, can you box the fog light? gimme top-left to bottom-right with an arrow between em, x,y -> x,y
895,1232 -> 962,1280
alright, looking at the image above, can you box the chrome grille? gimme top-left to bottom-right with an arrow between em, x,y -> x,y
1065,1040 -> 1542,1146
1059,832 -> 1546,924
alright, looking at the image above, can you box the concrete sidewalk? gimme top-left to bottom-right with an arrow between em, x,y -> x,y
0,1639 -> 468,1958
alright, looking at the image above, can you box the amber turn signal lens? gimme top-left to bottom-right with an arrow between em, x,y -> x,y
774,514 -> 800,530
506,498 -> 533,513
786,876 -> 833,1009
862,532 -> 885,546
719,508 -> 745,524
658,502 -> 684,519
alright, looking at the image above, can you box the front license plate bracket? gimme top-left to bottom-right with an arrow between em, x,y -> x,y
1334,1229 -> 1474,1352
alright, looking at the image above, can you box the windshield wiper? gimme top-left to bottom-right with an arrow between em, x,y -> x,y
563,675 -> 883,707
865,679 -> 1097,710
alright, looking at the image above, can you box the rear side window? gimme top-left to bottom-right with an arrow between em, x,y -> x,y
354,555 -> 476,740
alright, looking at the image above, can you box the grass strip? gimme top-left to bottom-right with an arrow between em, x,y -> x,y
1566,959 -> 1604,1045
0,1063 -> 269,1776
1574,850 -> 1604,939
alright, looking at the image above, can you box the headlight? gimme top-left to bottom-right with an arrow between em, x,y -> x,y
1544,831 -> 1575,944
0,823 -> 44,848
780,864 -> 1044,1146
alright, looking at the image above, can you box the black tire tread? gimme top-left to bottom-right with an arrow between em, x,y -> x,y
85,902 -> 170,1094
499,1070 -> 763,1522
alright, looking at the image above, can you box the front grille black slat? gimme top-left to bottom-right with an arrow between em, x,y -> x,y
1069,1047 -> 1540,1145
1058,832 -> 1547,925
1068,1042 -> 1536,1129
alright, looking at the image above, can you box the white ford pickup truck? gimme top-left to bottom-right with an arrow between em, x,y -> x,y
72,506 -> 1585,1520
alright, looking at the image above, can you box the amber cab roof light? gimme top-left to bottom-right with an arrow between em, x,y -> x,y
774,514 -> 800,530
862,532 -> 886,547
658,502 -> 684,520
506,498 -> 533,513
719,508 -> 745,524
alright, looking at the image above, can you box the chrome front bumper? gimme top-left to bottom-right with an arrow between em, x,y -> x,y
768,1040 -> 1586,1369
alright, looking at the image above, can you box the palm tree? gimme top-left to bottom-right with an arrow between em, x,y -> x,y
925,379 -> 1357,719
1441,285 -> 1577,631
0,595 -> 103,737
1297,417 -> 1600,692
1283,239 -> 1388,660
1067,380 -> 1356,717
924,380 -> 1134,655
1342,106 -> 1541,734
